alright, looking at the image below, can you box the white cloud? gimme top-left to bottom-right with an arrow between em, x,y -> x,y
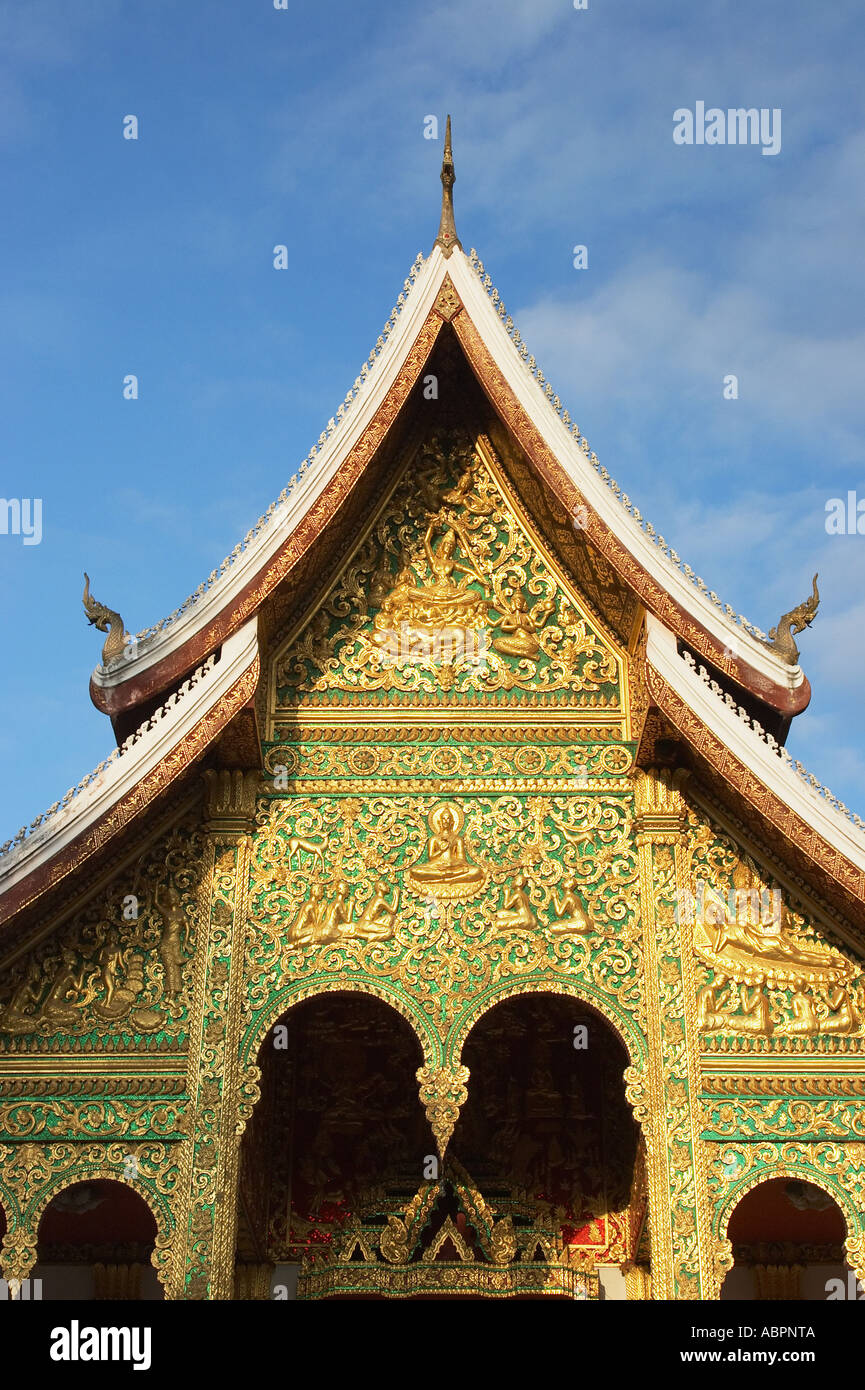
515,263 -> 865,458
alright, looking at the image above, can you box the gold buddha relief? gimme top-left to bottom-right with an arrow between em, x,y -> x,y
407,803 -> 488,902
549,875 -> 595,935
495,872 -> 537,930
286,880 -> 399,947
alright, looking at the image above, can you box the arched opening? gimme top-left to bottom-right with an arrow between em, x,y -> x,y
720,1177 -> 854,1301
35,1180 -> 162,1300
236,991 -> 427,1299
449,993 -> 643,1300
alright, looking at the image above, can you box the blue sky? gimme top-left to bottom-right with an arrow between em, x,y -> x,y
1,0 -> 864,837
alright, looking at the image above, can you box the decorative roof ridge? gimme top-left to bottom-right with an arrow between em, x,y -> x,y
112,251 -> 427,660
466,248 -> 770,649
0,648 -> 220,863
679,646 -> 864,833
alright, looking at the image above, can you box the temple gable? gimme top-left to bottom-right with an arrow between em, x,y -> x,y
270,429 -> 624,715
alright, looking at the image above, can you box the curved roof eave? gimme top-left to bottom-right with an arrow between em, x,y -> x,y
447,252 -> 809,715
645,612 -> 865,905
0,618 -> 260,924
88,244 -> 808,721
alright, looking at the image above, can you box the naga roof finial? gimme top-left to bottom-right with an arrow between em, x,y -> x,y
765,573 -> 820,665
82,572 -> 130,667
433,114 -> 462,259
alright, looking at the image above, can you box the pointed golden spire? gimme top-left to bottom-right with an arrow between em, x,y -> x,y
433,114 -> 462,258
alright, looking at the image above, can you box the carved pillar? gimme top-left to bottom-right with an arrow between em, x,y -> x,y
0,1229 -> 38,1289
634,768 -> 714,1299
234,1261 -> 274,1299
846,1234 -> 865,1288
170,770 -> 258,1299
622,1262 -> 652,1300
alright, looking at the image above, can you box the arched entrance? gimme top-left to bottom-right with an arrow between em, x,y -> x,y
720,1177 -> 854,1301
450,993 -> 643,1299
35,1180 -> 162,1300
235,990 -> 427,1298
235,988 -> 644,1299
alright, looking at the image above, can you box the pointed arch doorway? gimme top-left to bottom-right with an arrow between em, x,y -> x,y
234,990 -> 428,1298
448,992 -> 644,1299
235,989 -> 645,1298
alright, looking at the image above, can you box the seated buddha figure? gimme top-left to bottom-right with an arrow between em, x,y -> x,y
819,984 -> 861,1035
408,804 -> 487,898
373,522 -> 489,646
775,990 -> 819,1036
733,983 -> 773,1035
41,949 -> 85,1028
0,963 -> 43,1033
696,979 -> 727,1032
317,881 -> 352,944
287,885 -> 325,946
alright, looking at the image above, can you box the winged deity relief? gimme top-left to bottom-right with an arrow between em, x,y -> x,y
371,518 -> 490,644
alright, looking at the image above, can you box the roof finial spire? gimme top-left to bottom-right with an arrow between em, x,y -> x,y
433,114 -> 462,258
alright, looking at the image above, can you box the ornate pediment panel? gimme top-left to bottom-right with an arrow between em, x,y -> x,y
683,806 -> 865,1053
247,783 -> 641,1047
270,429 -> 624,718
0,815 -> 202,1053
254,433 -> 642,1063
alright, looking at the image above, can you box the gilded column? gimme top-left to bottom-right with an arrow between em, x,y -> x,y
634,767 -> 714,1299
234,1262 -> 274,1300
622,1262 -> 652,1300
0,1225 -> 38,1292
170,769 -> 258,1300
